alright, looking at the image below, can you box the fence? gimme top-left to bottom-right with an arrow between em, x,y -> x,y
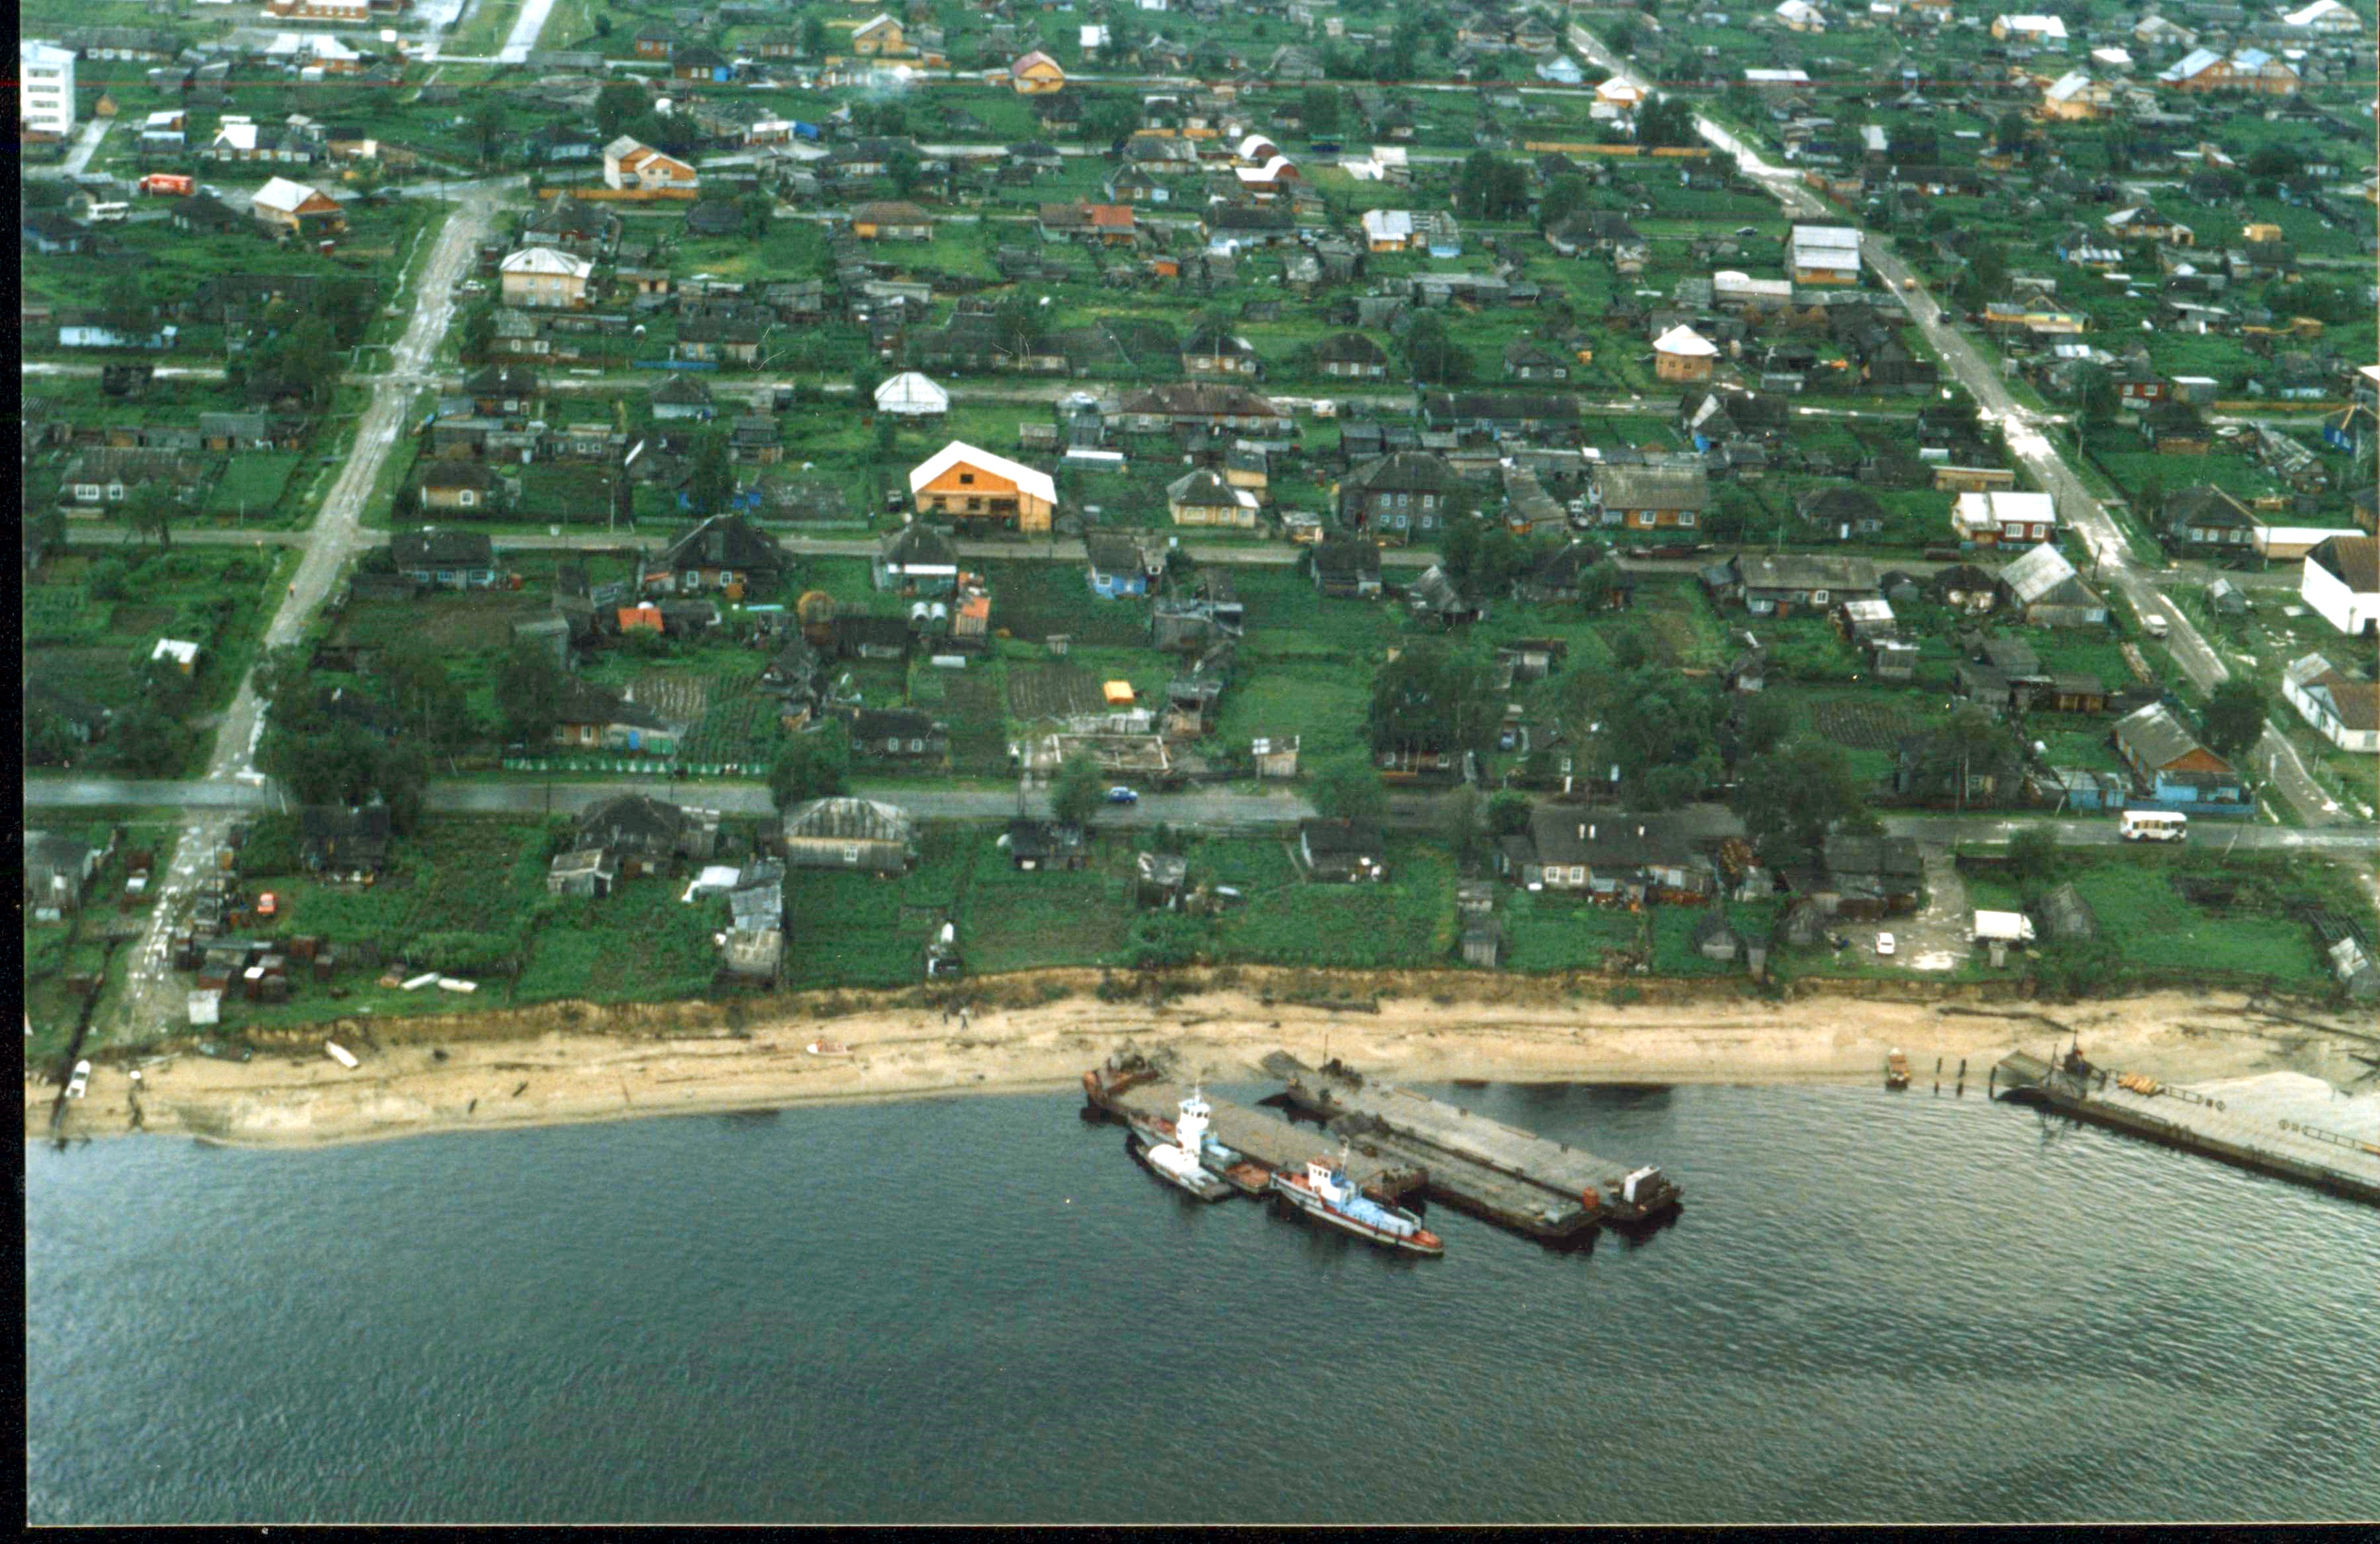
503,757 -> 770,778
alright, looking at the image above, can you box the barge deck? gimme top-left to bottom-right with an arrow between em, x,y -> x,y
1995,1051 -> 2380,1207
1263,1053 -> 1682,1231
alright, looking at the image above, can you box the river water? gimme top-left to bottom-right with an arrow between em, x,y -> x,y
26,1082 -> 2380,1523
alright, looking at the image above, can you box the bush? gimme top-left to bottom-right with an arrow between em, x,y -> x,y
238,814 -> 305,877
403,930 -> 516,974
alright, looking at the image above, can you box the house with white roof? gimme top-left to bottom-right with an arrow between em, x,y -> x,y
908,442 -> 1057,534
249,176 -> 344,236
873,371 -> 950,418
2042,71 -> 2117,118
2282,654 -> 2380,752
2280,0 -> 2359,32
499,246 -> 593,309
1774,0 -> 1827,29
1789,224 -> 1862,285
1952,490 -> 2058,547
1654,325 -> 1719,382
1991,14 -> 2069,42
1360,208 -> 1415,251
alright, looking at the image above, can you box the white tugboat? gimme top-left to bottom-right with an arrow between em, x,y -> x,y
1130,1086 -> 1234,1202
1270,1142 -> 1445,1256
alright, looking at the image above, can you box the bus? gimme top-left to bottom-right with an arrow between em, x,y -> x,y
86,202 -> 131,223
2119,809 -> 2188,843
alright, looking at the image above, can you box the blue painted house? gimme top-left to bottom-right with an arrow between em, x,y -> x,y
2113,701 -> 2250,816
1085,531 -> 1161,599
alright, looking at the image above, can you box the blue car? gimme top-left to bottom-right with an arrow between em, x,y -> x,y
1105,787 -> 1139,805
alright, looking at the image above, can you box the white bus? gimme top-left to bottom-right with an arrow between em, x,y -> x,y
86,202 -> 132,223
2119,809 -> 2188,843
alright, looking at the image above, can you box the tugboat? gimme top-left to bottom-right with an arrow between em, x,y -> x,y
1130,1087 -> 1234,1202
1269,1143 -> 1445,1256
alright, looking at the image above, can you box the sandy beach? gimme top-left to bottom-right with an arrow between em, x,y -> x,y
27,972 -> 2377,1149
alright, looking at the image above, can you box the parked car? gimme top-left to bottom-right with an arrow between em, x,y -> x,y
1105,787 -> 1140,804
66,1060 -> 91,1099
1876,933 -> 1897,957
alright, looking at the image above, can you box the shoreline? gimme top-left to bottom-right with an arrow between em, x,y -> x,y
28,975 -> 2375,1152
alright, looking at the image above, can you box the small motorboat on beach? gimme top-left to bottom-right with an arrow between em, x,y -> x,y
806,1039 -> 853,1057
1886,1049 -> 1911,1090
1131,1087 -> 1234,1202
1269,1143 -> 1444,1256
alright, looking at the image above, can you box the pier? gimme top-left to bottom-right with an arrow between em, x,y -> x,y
1995,1051 -> 2380,1208
1263,1054 -> 1683,1233
1084,1057 -> 1425,1203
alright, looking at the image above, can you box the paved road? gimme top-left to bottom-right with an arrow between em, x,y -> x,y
30,775 -> 2378,861
1567,17 -> 2344,829
96,191 -> 501,1043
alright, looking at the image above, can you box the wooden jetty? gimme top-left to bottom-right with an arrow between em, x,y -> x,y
1084,1058 -> 1424,1203
1995,1050 -> 2380,1208
1263,1053 -> 1683,1234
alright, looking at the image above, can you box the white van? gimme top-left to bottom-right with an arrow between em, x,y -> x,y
86,202 -> 132,224
2119,809 -> 2188,843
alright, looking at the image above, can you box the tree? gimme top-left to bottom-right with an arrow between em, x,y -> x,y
1454,151 -> 1527,220
1439,783 -> 1489,868
1301,86 -> 1343,135
593,10 -> 612,37
742,192 -> 774,239
1636,96 -> 1699,151
1994,110 -> 2030,157
799,15 -> 826,54
1488,791 -> 1533,837
376,640 -> 473,760
1537,173 -> 1595,233
688,426 -> 734,517
1550,662 -> 1721,810
2077,363 -> 2118,426
1733,740 -> 1874,868
768,722 -> 850,811
1049,753 -> 1105,828
1310,755 -> 1389,825
459,303 -> 496,362
2007,826 -> 2061,891
1740,691 -> 1794,760
1368,640 -> 1497,759
469,98 -> 508,169
109,706 -> 193,778
887,143 -> 923,198
594,82 -> 643,142
122,481 -> 176,551
495,641 -> 569,746
1402,311 -> 1469,386
2202,677 -> 2267,761
1606,19 -> 1638,52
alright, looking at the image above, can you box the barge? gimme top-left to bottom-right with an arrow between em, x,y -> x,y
1265,1052 -> 1683,1233
1995,1050 -> 2380,1208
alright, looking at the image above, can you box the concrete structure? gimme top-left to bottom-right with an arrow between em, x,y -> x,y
20,40 -> 77,137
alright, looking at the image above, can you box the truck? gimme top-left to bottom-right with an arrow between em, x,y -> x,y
140,173 -> 195,198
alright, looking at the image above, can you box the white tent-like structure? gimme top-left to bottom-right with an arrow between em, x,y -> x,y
873,371 -> 950,418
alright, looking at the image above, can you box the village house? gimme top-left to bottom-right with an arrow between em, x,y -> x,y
1010,49 -> 1065,94
498,247 -> 592,309
249,176 -> 344,238
1086,531 -> 1166,599
416,457 -> 503,513
873,521 -> 960,594
24,833 -> 101,916
1337,451 -> 1464,545
1727,553 -> 1882,617
1312,532 -> 1384,599
781,797 -> 916,873
641,514 -> 787,598
55,447 -> 214,508
850,200 -> 934,241
2162,486 -> 2258,555
2300,536 -> 2379,637
1952,490 -> 2059,547
575,793 -> 719,872
298,804 -> 392,877
1788,224 -> 1862,286
1997,543 -> 2108,627
1167,468 -> 1259,528
1298,818 -> 1388,882
1592,464 -> 1711,532
550,677 -> 687,756
1010,819 -> 1090,872
1653,326 -> 1720,383
2281,654 -> 2380,753
1312,333 -> 1389,379
2113,701 -> 2248,812
908,442 -> 1056,535
389,528 -> 497,589
1495,810 -> 1711,904
602,136 -> 697,191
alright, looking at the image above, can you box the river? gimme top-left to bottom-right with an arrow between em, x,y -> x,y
26,1082 -> 2380,1523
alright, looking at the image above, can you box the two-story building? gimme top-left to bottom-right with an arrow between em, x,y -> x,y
908,442 -> 1056,535
1336,451 -> 1464,545
498,246 -> 593,309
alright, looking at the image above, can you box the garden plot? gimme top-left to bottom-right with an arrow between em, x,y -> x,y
332,592 -> 551,653
1007,662 -> 1108,722
1809,699 -> 1919,753
629,670 -> 713,728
